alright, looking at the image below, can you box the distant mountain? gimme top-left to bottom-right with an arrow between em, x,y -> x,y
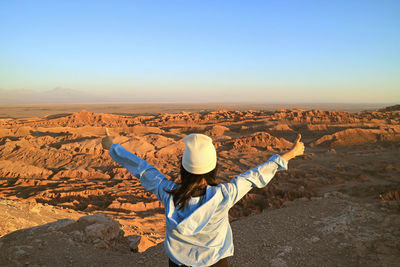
0,87 -> 178,104
378,104 -> 400,112
46,87 -> 81,96
39,87 -> 95,103
0,88 -> 102,104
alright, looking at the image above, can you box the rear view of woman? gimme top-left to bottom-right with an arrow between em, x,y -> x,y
102,132 -> 304,267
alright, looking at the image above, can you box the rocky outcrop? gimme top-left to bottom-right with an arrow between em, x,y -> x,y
0,160 -> 53,178
216,132 -> 292,152
205,125 -> 230,136
1,213 -> 139,252
378,104 -> 400,112
311,128 -> 400,148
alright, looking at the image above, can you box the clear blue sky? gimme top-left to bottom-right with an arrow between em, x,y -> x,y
1,0 -> 399,103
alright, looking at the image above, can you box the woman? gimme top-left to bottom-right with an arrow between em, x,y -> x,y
102,131 -> 304,267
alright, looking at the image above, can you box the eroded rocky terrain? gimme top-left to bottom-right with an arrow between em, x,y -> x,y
0,105 -> 399,265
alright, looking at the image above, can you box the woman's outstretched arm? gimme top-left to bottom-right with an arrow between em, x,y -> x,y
221,133 -> 305,208
101,130 -> 175,205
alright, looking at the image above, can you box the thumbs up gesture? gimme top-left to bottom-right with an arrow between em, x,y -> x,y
101,128 -> 114,150
291,134 -> 305,157
282,133 -> 305,162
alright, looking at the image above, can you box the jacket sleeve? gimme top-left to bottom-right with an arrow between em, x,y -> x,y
108,144 -> 176,206
221,154 -> 288,208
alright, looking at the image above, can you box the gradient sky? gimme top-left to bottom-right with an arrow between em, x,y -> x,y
1,0 -> 399,103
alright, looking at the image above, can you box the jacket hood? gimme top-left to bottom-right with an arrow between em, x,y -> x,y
166,186 -> 223,236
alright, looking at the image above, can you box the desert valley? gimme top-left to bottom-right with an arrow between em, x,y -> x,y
0,104 -> 399,266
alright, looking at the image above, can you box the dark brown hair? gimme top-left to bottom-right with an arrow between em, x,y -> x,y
166,162 -> 218,210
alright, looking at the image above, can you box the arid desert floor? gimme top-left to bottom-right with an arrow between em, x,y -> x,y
0,104 -> 399,266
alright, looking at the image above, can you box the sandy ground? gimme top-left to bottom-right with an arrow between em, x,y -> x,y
0,104 -> 399,266
1,192 -> 399,266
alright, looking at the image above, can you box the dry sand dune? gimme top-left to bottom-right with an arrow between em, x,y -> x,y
0,105 -> 399,266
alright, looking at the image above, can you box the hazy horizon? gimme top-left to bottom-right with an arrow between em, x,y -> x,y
1,1 -> 399,103
0,87 -> 397,105
0,102 -> 394,119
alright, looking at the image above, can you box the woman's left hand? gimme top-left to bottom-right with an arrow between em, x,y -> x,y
101,128 -> 113,150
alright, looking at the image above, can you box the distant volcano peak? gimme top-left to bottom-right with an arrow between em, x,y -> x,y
46,87 -> 81,95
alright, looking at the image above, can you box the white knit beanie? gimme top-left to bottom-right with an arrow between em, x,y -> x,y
182,133 -> 217,175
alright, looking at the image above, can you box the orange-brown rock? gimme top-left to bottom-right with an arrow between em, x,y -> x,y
0,105 -> 399,255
